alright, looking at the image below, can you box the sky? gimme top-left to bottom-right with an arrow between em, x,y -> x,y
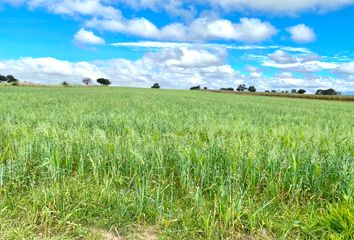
0,0 -> 353,93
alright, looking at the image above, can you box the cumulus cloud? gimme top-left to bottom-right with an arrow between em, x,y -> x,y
269,50 -> 296,64
113,0 -> 354,16
287,24 -> 316,43
0,47 -> 240,88
88,17 -> 278,42
74,28 -> 105,45
335,61 -> 354,75
264,50 -> 338,73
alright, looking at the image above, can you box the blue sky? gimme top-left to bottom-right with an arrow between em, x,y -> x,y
0,0 -> 353,93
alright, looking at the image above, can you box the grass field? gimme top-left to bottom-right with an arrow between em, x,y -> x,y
0,86 -> 353,239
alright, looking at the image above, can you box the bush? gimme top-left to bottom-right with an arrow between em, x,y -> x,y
220,88 -> 234,91
5,75 -> 19,83
151,83 -> 160,89
61,81 -> 69,87
248,86 -> 256,92
190,86 -> 200,90
82,77 -> 92,86
316,88 -> 338,95
236,84 -> 247,91
0,75 -> 7,82
297,89 -> 306,94
97,78 -> 111,86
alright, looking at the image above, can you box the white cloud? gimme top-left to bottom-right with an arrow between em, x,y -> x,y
27,0 -> 121,18
74,28 -> 105,45
113,0 -> 354,16
264,50 -> 338,73
336,61 -> 354,74
0,47 -> 239,88
287,24 -> 316,43
269,50 -> 296,64
89,17 -> 277,42
202,0 -> 354,15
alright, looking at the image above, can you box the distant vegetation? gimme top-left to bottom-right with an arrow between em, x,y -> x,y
0,74 -> 19,84
190,85 -> 201,90
315,88 -> 341,95
97,78 -> 111,86
82,77 -> 93,86
151,83 -> 160,89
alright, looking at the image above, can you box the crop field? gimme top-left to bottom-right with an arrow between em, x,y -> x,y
0,86 -> 353,239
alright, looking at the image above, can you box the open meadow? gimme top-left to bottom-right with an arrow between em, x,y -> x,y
0,86 -> 353,239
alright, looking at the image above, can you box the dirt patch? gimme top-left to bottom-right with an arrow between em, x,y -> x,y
93,226 -> 159,240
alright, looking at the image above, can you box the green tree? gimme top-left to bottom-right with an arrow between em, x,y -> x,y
82,77 -> 92,86
97,78 -> 111,86
151,83 -> 160,89
0,75 -> 7,82
6,75 -> 19,83
248,86 -> 256,92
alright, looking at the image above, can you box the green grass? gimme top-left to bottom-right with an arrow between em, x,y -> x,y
0,86 -> 353,239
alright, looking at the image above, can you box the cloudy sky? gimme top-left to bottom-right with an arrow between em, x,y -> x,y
0,0 -> 353,93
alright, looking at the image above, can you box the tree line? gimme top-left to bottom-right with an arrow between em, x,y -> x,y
0,75 -> 343,96
0,75 -> 19,84
185,83 -> 341,96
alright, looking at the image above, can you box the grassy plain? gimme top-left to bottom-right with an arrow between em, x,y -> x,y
0,86 -> 353,239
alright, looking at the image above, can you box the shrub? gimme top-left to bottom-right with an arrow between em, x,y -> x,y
0,75 -> 7,82
97,78 -> 111,86
298,89 -> 306,94
236,84 -> 247,91
82,77 -> 92,86
248,86 -> 256,92
190,86 -> 200,90
220,88 -> 234,91
6,75 -> 19,83
151,83 -> 160,89
316,88 -> 338,95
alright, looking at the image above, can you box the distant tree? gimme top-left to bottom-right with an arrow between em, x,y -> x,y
315,89 -> 323,95
271,90 -> 277,93
0,75 -> 7,82
190,85 -> 200,90
291,89 -> 297,94
204,87 -> 208,90
151,83 -> 160,89
97,78 -> 111,86
297,89 -> 306,94
236,84 -> 247,91
82,77 -> 92,86
220,87 -> 234,91
248,86 -> 256,92
316,88 -> 338,95
265,90 -> 270,93
61,81 -> 69,87
6,75 -> 18,83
